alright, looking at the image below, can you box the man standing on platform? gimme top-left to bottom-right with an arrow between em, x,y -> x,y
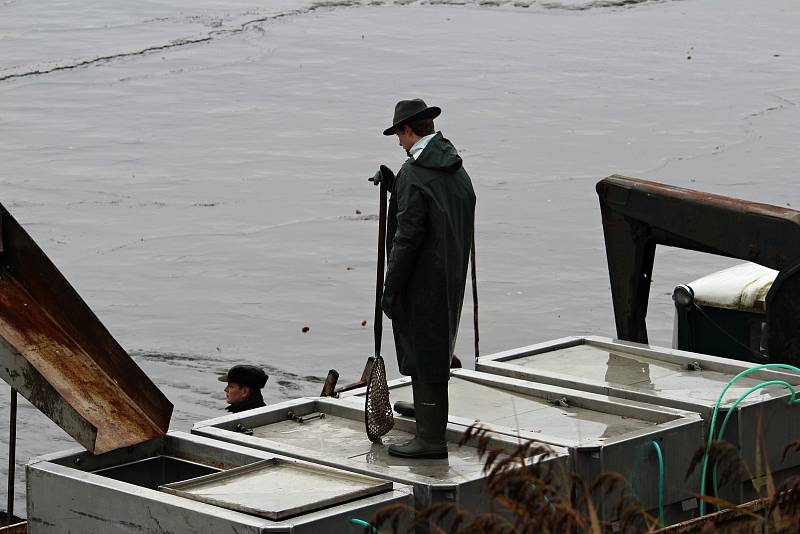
374,98 -> 476,459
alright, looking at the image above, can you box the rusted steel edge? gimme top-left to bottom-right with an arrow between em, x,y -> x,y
601,175 -> 800,221
653,496 -> 770,533
334,380 -> 368,395
0,521 -> 26,534
1,204 -> 173,431
0,203 -> 172,453
0,338 -> 98,450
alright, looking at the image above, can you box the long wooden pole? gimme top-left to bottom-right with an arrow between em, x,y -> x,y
374,180 -> 387,359
6,388 -> 17,526
471,235 -> 479,363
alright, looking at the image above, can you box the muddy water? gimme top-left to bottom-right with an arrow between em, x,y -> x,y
1,0 -> 799,513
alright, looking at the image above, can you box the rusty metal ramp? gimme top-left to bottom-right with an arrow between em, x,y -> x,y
0,203 -> 172,454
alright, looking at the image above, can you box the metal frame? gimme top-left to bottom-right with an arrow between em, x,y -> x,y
596,175 -> 800,363
26,431 -> 412,534
192,396 -> 571,517
343,368 -> 703,523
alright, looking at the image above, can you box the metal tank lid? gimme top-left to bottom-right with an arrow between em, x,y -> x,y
0,203 -> 172,454
687,261 -> 778,313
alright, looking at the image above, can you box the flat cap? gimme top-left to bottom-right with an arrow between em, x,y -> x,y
218,364 -> 269,389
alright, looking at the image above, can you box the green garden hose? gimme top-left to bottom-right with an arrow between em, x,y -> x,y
650,440 -> 665,526
350,518 -> 378,533
711,379 -> 799,509
699,363 -> 800,516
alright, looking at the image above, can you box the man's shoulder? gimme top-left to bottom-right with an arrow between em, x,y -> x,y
396,158 -> 422,185
398,157 -> 415,173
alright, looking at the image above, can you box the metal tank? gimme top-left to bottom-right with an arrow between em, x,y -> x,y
0,202 -> 412,533
476,335 -> 800,507
191,395 -> 571,521
27,431 -> 412,533
342,368 -> 704,525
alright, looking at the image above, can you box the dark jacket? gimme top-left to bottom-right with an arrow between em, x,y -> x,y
226,391 -> 266,413
385,132 -> 476,383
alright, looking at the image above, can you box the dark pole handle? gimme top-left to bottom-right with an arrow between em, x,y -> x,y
6,388 -> 16,526
374,181 -> 387,358
471,235 -> 479,363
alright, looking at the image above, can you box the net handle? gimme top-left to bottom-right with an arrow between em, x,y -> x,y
471,233 -> 479,363
374,181 -> 387,357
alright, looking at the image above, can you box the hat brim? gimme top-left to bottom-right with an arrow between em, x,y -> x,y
218,373 -> 230,382
383,106 -> 441,136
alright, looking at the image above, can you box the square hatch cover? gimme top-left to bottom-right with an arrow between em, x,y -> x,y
159,458 -> 392,520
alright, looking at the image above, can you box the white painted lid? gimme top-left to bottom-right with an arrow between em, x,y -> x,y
687,262 -> 777,313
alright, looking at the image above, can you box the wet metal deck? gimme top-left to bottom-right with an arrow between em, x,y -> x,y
194,397 -> 554,487
192,397 -> 571,518
385,374 -> 658,444
476,336 -> 800,416
251,411 -> 498,481
342,370 -> 703,524
515,344 -> 785,404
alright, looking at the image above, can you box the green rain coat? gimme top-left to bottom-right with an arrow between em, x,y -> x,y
384,132 -> 476,383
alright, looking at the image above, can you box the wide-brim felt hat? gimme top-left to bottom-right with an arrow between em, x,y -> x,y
383,98 -> 441,136
218,364 -> 269,389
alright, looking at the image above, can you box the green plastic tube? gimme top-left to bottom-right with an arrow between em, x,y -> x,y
699,363 -> 800,516
650,440 -> 665,526
711,379 -> 799,508
349,518 -> 378,533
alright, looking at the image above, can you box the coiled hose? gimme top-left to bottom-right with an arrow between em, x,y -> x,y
699,363 -> 800,516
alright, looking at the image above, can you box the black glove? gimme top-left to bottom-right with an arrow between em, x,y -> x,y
381,289 -> 396,320
368,165 -> 395,192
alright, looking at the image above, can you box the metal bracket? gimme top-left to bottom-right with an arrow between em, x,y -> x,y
287,411 -> 325,424
234,423 -> 253,435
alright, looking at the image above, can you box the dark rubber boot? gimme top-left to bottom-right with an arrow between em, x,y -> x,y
393,401 -> 415,417
388,381 -> 448,459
